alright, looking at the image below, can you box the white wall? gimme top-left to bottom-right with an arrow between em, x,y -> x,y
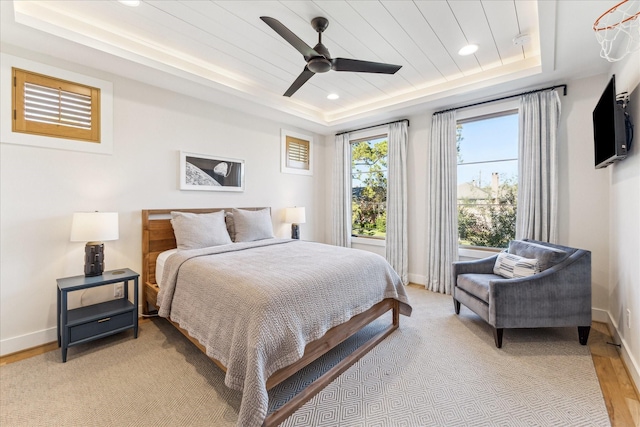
608,49 -> 640,390
0,51 -> 328,355
557,74 -> 613,316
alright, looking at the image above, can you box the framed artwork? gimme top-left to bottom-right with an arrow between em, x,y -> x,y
281,129 -> 313,176
179,151 -> 245,192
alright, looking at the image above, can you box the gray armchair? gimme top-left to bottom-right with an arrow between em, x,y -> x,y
452,239 -> 592,348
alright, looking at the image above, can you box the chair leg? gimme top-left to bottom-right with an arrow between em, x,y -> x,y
578,326 -> 591,345
453,299 -> 461,315
493,328 -> 503,348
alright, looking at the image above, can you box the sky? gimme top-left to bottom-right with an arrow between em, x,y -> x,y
457,113 -> 519,187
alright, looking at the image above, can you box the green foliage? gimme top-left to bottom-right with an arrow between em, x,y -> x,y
458,180 -> 517,248
351,138 -> 387,237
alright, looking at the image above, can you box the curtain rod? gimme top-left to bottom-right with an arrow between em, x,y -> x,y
335,119 -> 409,136
433,84 -> 567,115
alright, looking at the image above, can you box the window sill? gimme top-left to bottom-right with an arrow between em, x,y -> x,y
458,247 -> 500,259
351,236 -> 386,247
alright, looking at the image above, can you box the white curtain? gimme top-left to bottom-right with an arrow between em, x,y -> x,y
425,111 -> 459,294
516,91 -> 561,243
332,133 -> 352,247
386,121 -> 408,285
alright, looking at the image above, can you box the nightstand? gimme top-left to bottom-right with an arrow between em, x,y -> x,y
57,268 -> 139,362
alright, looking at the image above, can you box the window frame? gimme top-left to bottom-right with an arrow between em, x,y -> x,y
281,129 -> 313,176
1,53 -> 113,155
456,100 -> 519,255
349,126 -> 389,242
13,67 -> 101,143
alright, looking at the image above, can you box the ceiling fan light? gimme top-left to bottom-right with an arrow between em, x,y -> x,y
327,93 -> 339,100
458,44 -> 478,56
307,57 -> 331,73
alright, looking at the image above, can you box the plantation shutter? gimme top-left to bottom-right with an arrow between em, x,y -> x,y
12,68 -> 101,143
285,136 -> 310,170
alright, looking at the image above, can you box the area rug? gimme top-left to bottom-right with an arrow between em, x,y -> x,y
0,286 -> 610,426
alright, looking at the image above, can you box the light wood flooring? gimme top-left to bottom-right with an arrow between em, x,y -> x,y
1,315 -> 638,426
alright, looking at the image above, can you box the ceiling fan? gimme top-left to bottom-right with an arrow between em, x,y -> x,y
260,16 -> 402,97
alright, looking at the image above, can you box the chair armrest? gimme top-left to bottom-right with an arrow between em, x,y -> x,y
488,250 -> 591,328
452,254 -> 498,278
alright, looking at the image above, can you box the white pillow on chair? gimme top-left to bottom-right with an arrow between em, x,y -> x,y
493,252 -> 540,279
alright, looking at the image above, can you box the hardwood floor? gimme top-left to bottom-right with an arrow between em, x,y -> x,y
1,316 -> 638,425
589,321 -> 640,426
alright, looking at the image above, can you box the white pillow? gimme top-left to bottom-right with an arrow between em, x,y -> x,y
170,211 -> 232,250
232,208 -> 274,242
493,252 -> 540,279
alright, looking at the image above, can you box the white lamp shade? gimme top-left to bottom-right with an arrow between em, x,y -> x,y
285,207 -> 306,224
70,212 -> 119,242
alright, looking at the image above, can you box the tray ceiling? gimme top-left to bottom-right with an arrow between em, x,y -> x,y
3,1 -> 618,130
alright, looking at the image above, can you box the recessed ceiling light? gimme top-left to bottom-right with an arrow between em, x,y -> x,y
118,0 -> 140,6
327,93 -> 339,100
458,44 -> 478,56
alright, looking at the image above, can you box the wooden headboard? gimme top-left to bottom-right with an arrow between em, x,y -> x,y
141,207 -> 267,287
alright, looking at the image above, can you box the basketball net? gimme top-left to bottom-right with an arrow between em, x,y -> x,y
593,0 -> 640,62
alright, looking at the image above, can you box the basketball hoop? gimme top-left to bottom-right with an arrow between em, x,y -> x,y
593,0 -> 640,62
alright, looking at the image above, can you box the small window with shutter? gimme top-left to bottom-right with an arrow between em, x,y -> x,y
12,68 -> 100,143
281,129 -> 313,175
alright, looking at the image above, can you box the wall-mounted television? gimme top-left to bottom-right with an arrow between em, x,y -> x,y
592,75 -> 629,169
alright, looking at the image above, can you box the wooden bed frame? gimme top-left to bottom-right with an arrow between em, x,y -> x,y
141,208 -> 402,427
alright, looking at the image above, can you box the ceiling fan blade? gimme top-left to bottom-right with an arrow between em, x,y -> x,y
283,67 -> 315,97
331,58 -> 402,74
260,16 -> 320,60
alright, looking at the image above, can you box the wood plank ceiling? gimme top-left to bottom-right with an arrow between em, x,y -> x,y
12,1 -> 541,125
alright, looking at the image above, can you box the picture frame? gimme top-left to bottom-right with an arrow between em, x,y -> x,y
179,151 -> 245,192
281,129 -> 313,176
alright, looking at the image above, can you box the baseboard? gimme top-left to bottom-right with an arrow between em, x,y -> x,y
408,273 -> 426,286
0,327 -> 57,357
606,311 -> 640,395
592,307 -> 609,324
1,303 -> 146,357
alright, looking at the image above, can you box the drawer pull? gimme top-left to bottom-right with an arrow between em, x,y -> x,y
98,317 -> 111,323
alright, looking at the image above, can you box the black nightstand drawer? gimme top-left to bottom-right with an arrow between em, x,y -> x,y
69,311 -> 135,343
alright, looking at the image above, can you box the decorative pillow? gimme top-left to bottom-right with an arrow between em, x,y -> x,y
493,252 -> 540,279
224,212 -> 236,242
170,211 -> 232,250
508,240 -> 568,271
232,208 -> 274,242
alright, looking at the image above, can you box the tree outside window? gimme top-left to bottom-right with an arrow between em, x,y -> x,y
457,112 -> 518,249
351,136 -> 388,239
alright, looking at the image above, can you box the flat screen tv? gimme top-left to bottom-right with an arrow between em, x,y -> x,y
593,75 -> 628,169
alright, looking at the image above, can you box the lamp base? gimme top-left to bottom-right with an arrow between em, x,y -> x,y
291,224 -> 300,240
84,242 -> 105,277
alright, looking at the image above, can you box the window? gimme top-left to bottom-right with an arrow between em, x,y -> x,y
351,134 -> 388,240
285,135 -> 310,170
281,129 -> 313,175
457,111 -> 518,249
12,68 -> 100,143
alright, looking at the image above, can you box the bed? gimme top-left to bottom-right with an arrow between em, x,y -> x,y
141,207 -> 411,427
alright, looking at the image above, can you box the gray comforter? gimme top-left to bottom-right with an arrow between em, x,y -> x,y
158,238 -> 411,427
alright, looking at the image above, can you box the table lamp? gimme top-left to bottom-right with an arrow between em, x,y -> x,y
70,212 -> 119,277
285,207 -> 306,240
